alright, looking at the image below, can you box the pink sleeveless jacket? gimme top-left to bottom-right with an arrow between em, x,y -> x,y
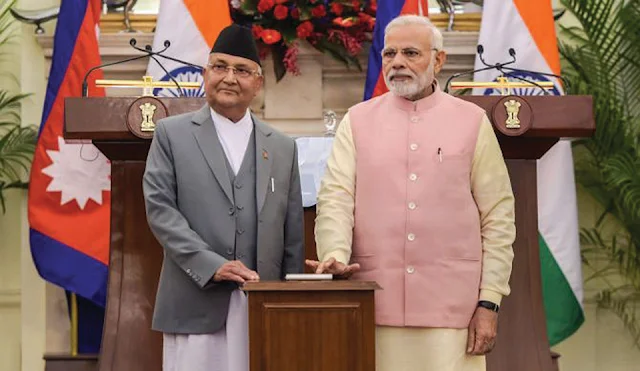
348,89 -> 487,328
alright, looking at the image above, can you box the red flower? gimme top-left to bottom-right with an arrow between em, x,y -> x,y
296,21 -> 314,39
275,0 -> 287,3
291,7 -> 300,19
311,5 -> 326,18
261,29 -> 282,44
283,44 -> 301,75
257,0 -> 275,13
274,5 -> 288,19
252,25 -> 264,39
330,3 -> 344,15
368,0 -> 377,12
329,29 -> 363,55
358,12 -> 375,30
333,17 -> 356,27
367,16 -> 376,30
351,1 -> 360,9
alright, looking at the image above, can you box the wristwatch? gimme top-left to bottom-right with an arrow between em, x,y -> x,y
478,300 -> 500,313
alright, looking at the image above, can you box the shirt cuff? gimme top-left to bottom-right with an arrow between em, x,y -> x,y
322,250 -> 350,266
479,289 -> 503,306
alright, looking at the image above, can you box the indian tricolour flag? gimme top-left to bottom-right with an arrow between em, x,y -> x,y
146,0 -> 231,97
473,0 -> 584,346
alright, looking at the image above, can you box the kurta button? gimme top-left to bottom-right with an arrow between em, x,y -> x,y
228,208 -> 235,215
237,229 -> 245,235
186,269 -> 192,274
409,173 -> 418,181
407,266 -> 415,274
410,143 -> 418,151
235,183 -> 243,189
410,116 -> 419,123
226,248 -> 233,255
407,233 -> 415,241
408,202 -> 416,210
237,205 -> 244,210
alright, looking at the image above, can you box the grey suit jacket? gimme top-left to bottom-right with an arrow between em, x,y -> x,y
143,104 -> 304,334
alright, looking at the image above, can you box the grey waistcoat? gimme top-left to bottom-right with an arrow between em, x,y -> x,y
223,130 -> 258,270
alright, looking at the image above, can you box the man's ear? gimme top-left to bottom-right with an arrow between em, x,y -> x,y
434,50 -> 447,75
254,75 -> 264,96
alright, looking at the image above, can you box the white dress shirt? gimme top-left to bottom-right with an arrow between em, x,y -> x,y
210,108 -> 254,175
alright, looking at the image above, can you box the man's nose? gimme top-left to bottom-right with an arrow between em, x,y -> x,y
222,68 -> 237,83
392,63 -> 406,71
390,56 -> 407,70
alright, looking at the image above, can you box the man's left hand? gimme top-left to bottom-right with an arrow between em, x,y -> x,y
466,306 -> 498,355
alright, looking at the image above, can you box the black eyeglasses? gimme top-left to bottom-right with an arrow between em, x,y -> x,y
207,63 -> 261,78
381,47 -> 439,61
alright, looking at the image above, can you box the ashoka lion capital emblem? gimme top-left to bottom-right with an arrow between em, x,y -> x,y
504,99 -> 522,129
140,102 -> 157,132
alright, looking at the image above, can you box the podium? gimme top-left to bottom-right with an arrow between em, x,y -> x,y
64,93 -> 593,371
242,281 -> 379,371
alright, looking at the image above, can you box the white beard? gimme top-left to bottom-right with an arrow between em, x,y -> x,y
384,60 -> 435,100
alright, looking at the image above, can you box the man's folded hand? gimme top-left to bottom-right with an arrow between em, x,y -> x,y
213,261 -> 260,284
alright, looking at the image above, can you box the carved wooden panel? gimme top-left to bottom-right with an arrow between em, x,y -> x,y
246,286 -> 376,371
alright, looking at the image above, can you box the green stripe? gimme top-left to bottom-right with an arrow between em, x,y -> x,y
539,233 -> 585,346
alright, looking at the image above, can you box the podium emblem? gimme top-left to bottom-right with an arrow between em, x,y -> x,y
491,95 -> 533,137
140,102 -> 157,132
127,97 -> 168,139
504,99 -> 522,129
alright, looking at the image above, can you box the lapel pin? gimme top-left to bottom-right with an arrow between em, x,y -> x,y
262,149 -> 269,160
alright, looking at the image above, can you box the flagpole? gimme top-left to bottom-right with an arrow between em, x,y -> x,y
70,293 -> 78,357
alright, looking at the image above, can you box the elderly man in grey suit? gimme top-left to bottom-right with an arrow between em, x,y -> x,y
142,24 -> 305,371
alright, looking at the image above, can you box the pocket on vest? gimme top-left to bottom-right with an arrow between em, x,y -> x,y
431,152 -> 471,186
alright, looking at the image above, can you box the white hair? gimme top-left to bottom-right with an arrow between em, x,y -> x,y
384,15 -> 444,51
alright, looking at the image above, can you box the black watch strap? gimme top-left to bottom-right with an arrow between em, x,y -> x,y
478,300 -> 500,313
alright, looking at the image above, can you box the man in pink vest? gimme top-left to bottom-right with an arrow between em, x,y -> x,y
307,14 -> 516,371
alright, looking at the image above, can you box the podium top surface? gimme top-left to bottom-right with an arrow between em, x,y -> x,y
242,280 -> 381,292
64,95 -> 593,140
64,95 -> 594,160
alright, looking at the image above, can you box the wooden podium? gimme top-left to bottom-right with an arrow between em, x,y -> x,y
242,280 -> 379,371
64,93 -> 593,371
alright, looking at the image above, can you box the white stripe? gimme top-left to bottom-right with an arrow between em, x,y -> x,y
146,0 -> 210,78
473,0 -> 557,91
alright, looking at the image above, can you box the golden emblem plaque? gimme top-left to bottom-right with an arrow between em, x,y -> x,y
140,102 -> 158,132
492,95 -> 533,137
504,99 -> 522,129
126,97 -> 168,139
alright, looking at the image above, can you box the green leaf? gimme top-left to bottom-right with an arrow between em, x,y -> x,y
271,43 -> 287,83
562,0 -> 640,350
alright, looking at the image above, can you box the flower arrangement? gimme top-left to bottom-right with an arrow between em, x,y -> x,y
229,0 -> 377,81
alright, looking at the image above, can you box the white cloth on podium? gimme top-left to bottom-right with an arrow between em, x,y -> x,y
162,289 -> 249,371
295,137 -> 334,207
